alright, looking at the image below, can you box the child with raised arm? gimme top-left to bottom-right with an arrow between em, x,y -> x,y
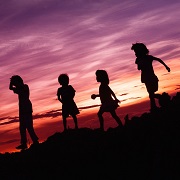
9,75 -> 39,150
57,73 -> 79,131
91,70 -> 122,131
131,42 -> 170,112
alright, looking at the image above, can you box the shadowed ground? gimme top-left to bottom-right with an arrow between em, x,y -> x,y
0,92 -> 180,180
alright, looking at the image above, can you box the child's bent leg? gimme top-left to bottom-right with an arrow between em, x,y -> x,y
146,82 -> 158,111
149,92 -> 158,111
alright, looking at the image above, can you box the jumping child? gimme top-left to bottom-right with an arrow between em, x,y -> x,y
131,42 -> 170,112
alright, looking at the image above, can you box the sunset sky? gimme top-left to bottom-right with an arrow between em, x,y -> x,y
0,0 -> 180,153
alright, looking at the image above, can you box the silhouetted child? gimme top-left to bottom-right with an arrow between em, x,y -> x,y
131,42 -> 170,112
91,70 -> 122,131
9,75 -> 39,150
57,73 -> 79,131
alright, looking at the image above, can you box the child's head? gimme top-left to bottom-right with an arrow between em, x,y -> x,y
131,43 -> 149,56
95,70 -> 109,84
10,75 -> 23,86
58,74 -> 69,86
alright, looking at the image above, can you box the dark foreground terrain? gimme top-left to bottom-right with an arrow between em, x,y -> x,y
0,92 -> 180,180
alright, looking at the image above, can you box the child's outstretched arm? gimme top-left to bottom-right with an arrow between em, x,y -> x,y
91,94 -> 99,100
153,57 -> 170,72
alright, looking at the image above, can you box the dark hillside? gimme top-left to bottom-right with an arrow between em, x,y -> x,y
0,92 -> 180,180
